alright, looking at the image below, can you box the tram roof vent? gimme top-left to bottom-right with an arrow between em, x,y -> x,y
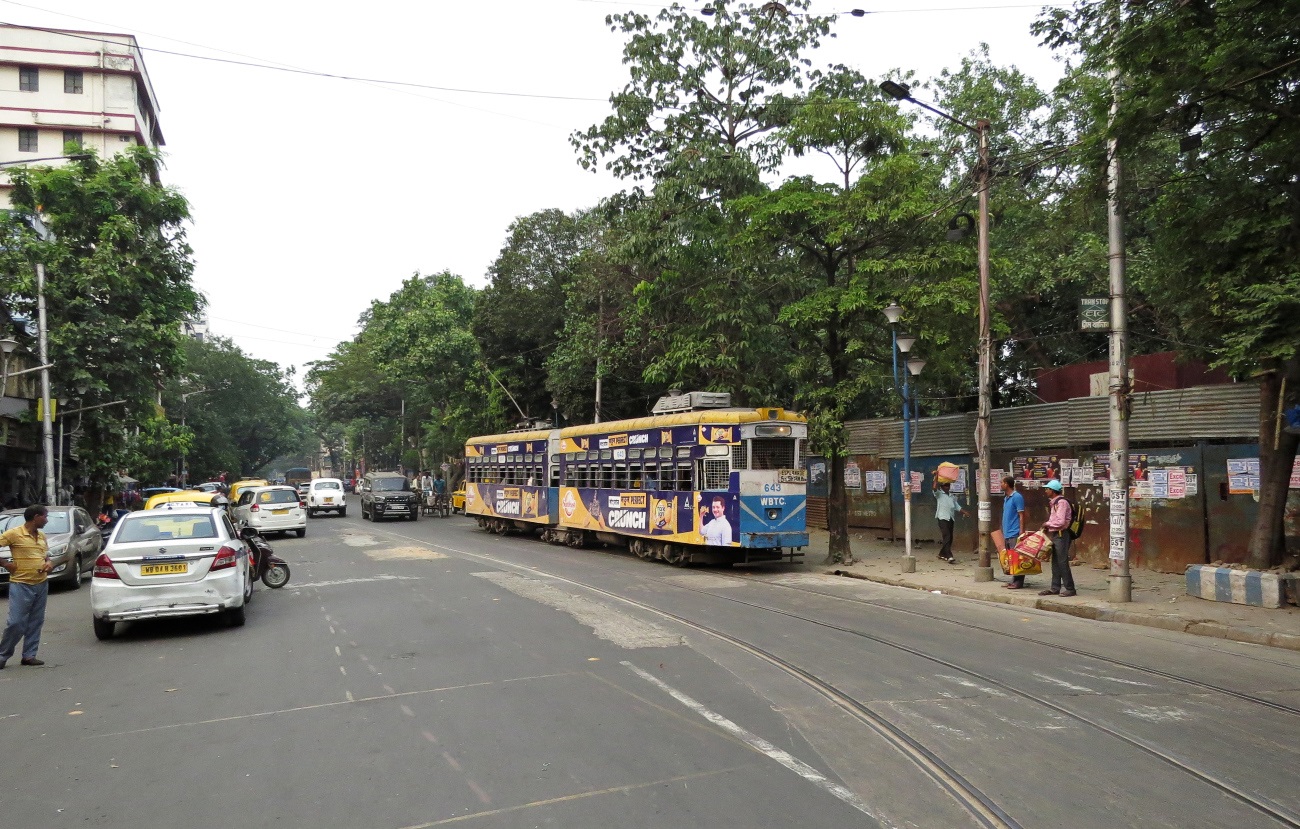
652,391 -> 732,414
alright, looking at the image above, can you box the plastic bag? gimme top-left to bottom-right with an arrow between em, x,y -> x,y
1014,530 -> 1054,563
936,462 -> 961,483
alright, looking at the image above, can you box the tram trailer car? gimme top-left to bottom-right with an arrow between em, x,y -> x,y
463,428 -> 558,534
463,395 -> 808,566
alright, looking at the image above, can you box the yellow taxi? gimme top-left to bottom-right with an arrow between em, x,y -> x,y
228,479 -> 270,510
144,489 -> 227,510
451,484 -> 466,514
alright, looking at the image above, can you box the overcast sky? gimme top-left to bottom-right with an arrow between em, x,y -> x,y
4,0 -> 1067,393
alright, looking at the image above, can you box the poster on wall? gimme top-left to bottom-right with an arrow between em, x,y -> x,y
950,466 -> 969,494
1227,458 -> 1259,494
1291,458 -> 1300,490
845,460 -> 862,490
1092,453 -> 1151,482
990,468 -> 1005,491
1012,455 -> 1061,485
864,470 -> 888,493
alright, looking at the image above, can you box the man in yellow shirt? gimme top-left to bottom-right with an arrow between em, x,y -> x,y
0,504 -> 53,668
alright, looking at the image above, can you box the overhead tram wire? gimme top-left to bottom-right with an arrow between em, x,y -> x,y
0,20 -> 609,104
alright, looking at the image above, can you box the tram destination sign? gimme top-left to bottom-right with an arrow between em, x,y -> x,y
1080,297 -> 1109,331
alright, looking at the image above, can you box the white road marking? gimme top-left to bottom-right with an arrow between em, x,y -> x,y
473,572 -> 681,649
290,575 -> 421,590
346,691 -> 354,702
401,705 -> 414,717
339,666 -> 347,676
934,674 -> 1007,698
1032,673 -> 1096,693
1122,705 -> 1191,722
622,661 -> 882,824
334,646 -> 341,656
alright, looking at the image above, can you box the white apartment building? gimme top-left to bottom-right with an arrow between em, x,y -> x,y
0,23 -> 163,207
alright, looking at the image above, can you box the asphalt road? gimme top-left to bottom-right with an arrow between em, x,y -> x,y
3,496 -> 1299,829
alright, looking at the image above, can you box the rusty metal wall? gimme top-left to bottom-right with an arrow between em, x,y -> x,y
846,420 -> 887,455
846,455 -> 892,531
1203,443 -> 1300,563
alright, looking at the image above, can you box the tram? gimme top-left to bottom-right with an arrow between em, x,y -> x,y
463,392 -> 808,566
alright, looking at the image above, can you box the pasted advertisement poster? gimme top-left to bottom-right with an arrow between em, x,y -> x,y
864,470 -> 888,493
1012,455 -> 1060,486
1227,458 -> 1260,495
558,487 -> 736,546
1091,453 -> 1151,483
844,460 -> 862,490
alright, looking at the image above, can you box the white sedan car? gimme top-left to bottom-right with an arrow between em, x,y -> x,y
91,506 -> 253,640
233,485 -> 307,537
305,477 -> 347,517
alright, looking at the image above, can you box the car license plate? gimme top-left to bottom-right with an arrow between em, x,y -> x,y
140,562 -> 188,576
273,508 -> 290,515
390,505 -> 406,511
324,497 -> 334,503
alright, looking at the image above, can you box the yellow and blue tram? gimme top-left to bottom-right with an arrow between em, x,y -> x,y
463,397 -> 808,565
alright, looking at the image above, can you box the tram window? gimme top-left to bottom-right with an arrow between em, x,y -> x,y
659,447 -> 672,459
676,462 -> 693,491
677,447 -> 692,458
588,451 -> 599,461
597,463 -> 610,489
703,459 -> 730,490
628,448 -> 641,459
732,444 -> 747,470
600,449 -> 612,460
550,465 -> 559,487
615,463 -> 628,489
643,463 -> 658,490
629,462 -> 642,489
751,438 -> 796,470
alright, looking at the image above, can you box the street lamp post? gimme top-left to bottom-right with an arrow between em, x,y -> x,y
881,80 -> 995,582
884,302 -> 926,573
179,388 -> 212,487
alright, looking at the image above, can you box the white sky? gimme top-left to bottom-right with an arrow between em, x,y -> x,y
2,0 -> 1067,391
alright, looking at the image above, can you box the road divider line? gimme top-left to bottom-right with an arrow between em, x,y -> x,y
621,660 -> 879,821
87,672 -> 578,738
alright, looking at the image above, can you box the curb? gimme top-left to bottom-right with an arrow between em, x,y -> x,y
827,569 -> 1300,653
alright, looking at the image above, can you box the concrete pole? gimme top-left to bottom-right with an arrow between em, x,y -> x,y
37,262 -> 55,505
1107,58 -> 1132,603
973,119 -> 994,582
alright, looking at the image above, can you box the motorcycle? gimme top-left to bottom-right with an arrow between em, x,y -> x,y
239,527 -> 291,588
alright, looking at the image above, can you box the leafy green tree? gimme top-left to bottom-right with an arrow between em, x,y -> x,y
164,337 -> 307,480
1038,0 -> 1300,567
732,69 -> 955,562
0,147 -> 199,499
574,0 -> 833,405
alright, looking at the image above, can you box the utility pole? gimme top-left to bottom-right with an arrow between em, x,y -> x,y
37,262 -> 55,505
1106,3 -> 1132,603
974,119 -> 994,582
594,291 -> 603,424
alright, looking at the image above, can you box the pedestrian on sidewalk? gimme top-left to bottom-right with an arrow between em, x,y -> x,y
1002,476 -> 1029,589
1039,480 -> 1076,597
0,504 -> 53,668
934,479 -> 968,563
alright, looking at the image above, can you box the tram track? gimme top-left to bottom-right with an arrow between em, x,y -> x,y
375,522 -> 1300,828
738,573 -> 1300,718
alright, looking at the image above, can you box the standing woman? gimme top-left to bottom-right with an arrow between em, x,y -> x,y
933,480 -> 968,564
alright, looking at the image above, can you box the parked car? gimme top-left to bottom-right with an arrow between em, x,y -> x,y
296,482 -> 311,502
305,478 -> 347,518
227,479 -> 270,514
139,487 -> 180,502
90,506 -> 253,639
144,489 -> 227,510
233,485 -> 307,537
195,482 -> 224,494
359,471 -> 419,522
451,484 -> 466,514
0,506 -> 102,590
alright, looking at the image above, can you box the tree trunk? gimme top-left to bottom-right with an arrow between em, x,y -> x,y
1246,356 -> 1300,570
825,452 -> 853,565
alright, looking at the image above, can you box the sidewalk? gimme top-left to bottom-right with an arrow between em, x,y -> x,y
788,529 -> 1300,652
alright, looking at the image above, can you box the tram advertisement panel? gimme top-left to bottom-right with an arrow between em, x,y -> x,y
466,483 -> 549,521
559,424 -> 737,454
558,486 -> 740,547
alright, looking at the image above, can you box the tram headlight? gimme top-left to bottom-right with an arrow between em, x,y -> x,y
766,508 -> 781,520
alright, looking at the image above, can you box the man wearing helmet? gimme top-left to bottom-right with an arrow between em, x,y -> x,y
1038,479 -> 1076,597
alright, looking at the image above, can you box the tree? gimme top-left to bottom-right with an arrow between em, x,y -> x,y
166,337 -> 308,480
574,0 -> 833,405
0,147 -> 200,497
1037,0 -> 1300,567
732,69 -> 954,562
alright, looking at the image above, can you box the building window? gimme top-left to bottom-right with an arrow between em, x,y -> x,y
118,134 -> 132,143
64,70 -> 83,94
19,66 -> 38,92
63,130 -> 83,149
18,128 -> 37,153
